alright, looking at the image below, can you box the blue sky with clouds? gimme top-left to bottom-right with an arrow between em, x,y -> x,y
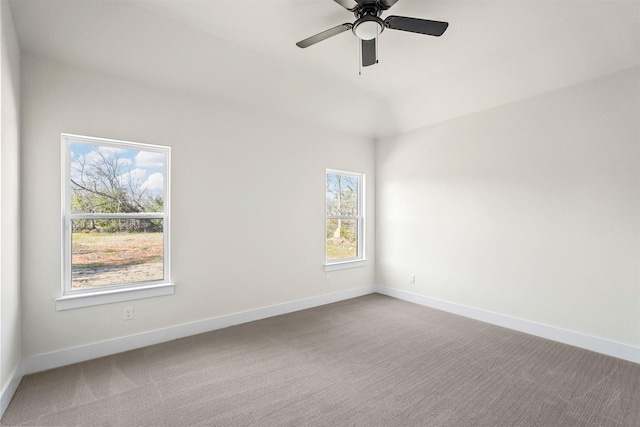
70,142 -> 165,196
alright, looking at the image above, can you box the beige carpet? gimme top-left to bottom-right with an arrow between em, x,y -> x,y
2,294 -> 639,426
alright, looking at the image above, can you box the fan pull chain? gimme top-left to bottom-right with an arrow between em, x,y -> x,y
358,40 -> 362,76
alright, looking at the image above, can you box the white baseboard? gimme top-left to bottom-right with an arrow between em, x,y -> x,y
19,283 -> 638,378
23,285 -> 376,375
1,361 -> 24,419
376,286 -> 640,364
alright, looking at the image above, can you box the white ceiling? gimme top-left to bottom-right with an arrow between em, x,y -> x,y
9,0 -> 640,138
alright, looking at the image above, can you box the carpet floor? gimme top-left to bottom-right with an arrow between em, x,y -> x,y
2,294 -> 639,426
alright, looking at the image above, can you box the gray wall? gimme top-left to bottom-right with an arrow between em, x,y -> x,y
377,67 -> 640,346
1,0 -> 22,397
20,54 -> 376,358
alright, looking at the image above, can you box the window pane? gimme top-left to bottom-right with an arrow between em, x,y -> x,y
326,173 -> 359,217
70,142 -> 165,214
326,219 -> 358,260
71,219 -> 164,289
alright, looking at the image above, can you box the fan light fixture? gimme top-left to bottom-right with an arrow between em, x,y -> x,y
353,16 -> 383,40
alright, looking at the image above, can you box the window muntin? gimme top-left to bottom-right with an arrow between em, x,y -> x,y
326,170 -> 364,264
62,134 -> 170,295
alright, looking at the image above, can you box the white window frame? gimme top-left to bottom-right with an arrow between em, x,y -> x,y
325,169 -> 366,271
57,134 -> 174,310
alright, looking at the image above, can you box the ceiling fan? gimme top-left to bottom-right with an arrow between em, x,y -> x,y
296,0 -> 448,70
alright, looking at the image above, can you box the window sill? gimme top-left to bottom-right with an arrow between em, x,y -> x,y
56,282 -> 175,311
324,259 -> 368,272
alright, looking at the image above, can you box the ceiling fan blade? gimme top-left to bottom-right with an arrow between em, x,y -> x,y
333,0 -> 359,11
296,23 -> 353,48
378,0 -> 399,10
384,16 -> 448,36
361,38 -> 377,67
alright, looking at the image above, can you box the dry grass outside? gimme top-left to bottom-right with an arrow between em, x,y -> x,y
326,237 -> 357,260
72,232 -> 164,288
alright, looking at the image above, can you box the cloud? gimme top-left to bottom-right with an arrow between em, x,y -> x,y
78,146 -> 127,168
135,151 -> 164,168
117,168 -> 147,188
98,146 -> 127,156
128,168 -> 148,182
142,172 -> 164,194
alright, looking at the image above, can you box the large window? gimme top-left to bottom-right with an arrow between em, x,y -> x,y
58,134 -> 173,310
326,169 -> 365,268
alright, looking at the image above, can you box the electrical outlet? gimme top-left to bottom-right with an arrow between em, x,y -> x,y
409,274 -> 416,284
123,306 -> 134,320
326,275 -> 332,285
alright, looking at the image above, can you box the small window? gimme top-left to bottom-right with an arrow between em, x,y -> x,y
326,169 -> 365,266
59,134 -> 173,309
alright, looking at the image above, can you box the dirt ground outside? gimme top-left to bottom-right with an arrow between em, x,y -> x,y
72,232 -> 164,288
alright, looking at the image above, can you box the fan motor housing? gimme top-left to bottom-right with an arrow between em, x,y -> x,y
354,2 -> 382,18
